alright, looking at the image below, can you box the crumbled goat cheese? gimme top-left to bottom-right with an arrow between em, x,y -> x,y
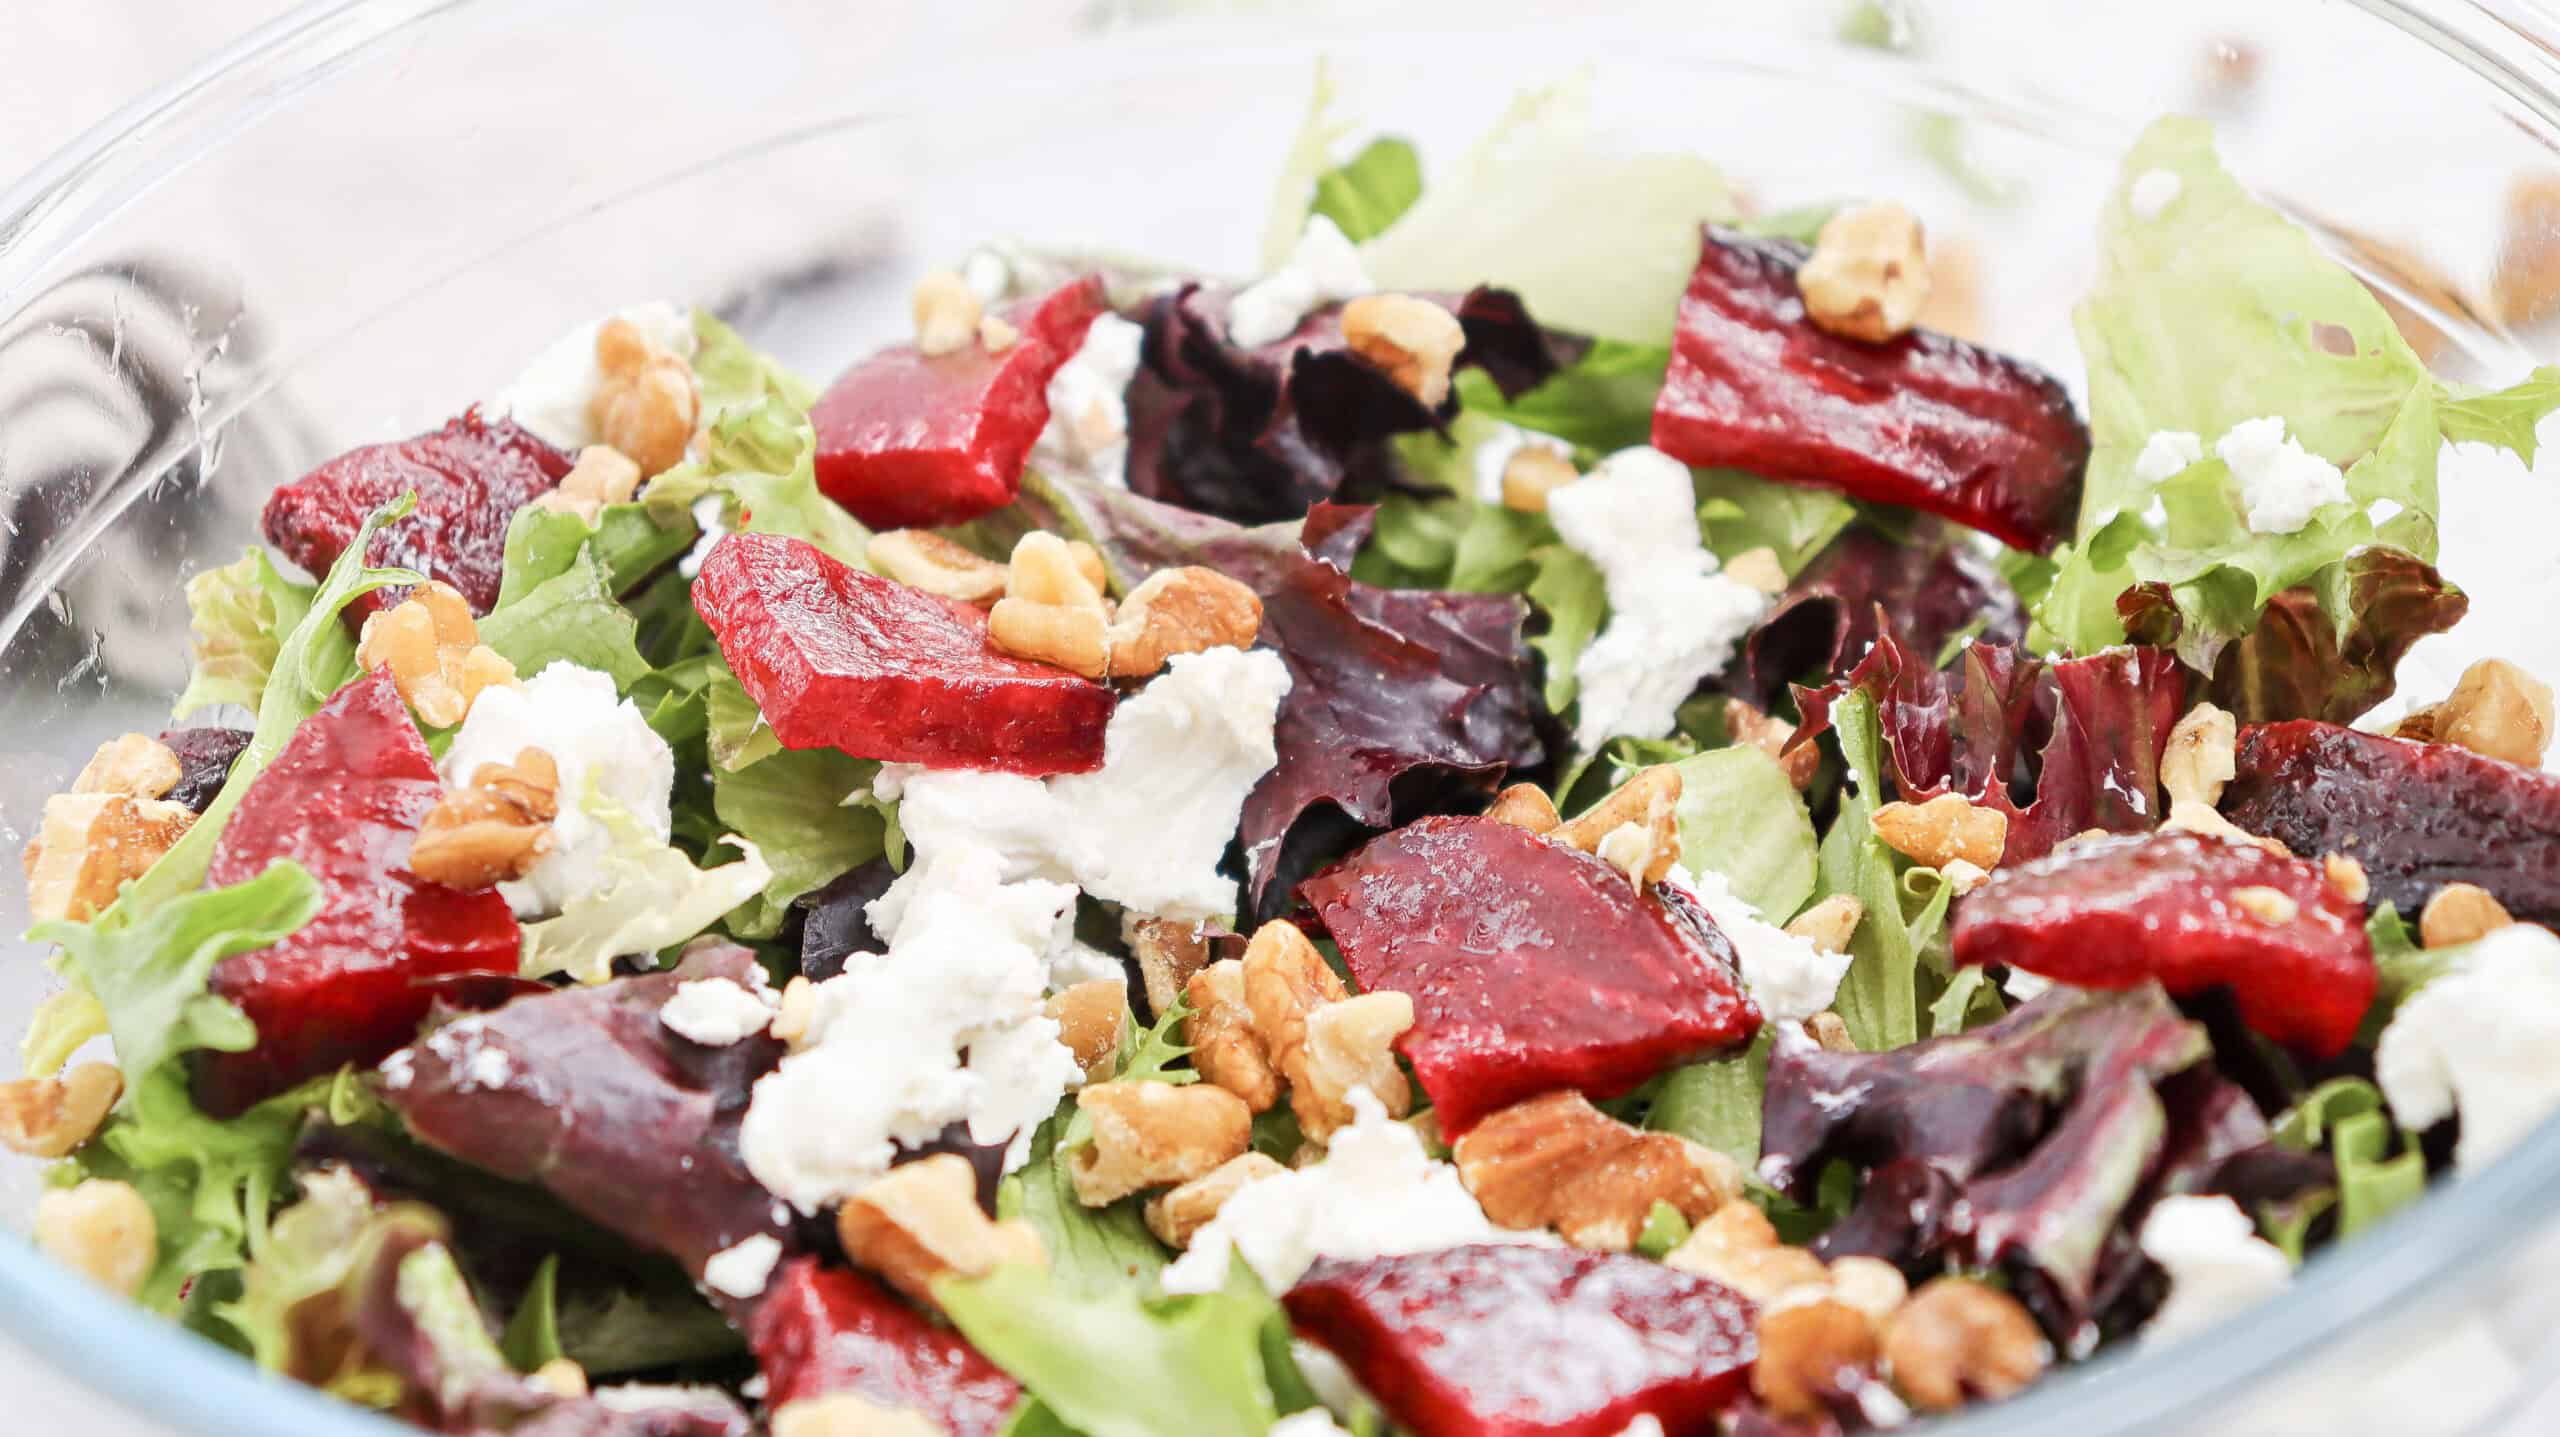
1667,866 -> 1849,1023
2377,923 -> 2560,1169
1029,313 -> 1146,488
1161,1088 -> 1546,1295
2130,429 -> 2204,487
1470,423 -> 1575,505
493,301 -> 694,452
679,495 -> 730,580
1547,447 -> 1771,752
2003,968 -> 2056,1002
591,1385 -> 740,1416
1270,1413 -> 1353,1437
1228,216 -> 1374,348
2216,416 -> 2348,535
2128,168 -> 2184,220
661,976 -> 777,1047
702,1233 -> 783,1299
441,662 -> 677,919
2139,1195 -> 2291,1343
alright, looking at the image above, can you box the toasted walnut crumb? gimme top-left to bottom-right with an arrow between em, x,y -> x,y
1340,293 -> 1466,407
71,734 -> 180,800
1754,1299 -> 1881,1420
35,1179 -> 155,1296
839,1154 -> 1047,1308
1129,917 -> 1212,1022
2165,798 -> 2290,856
1068,1080 -> 1252,1206
1105,566 -> 1263,678
771,976 -> 817,1048
2324,853 -> 2370,904
1007,532 -> 1109,612
1803,1011 -> 1856,1053
773,1392 -> 948,1437
1047,980 -> 1129,1083
0,1063 -> 123,1158
1294,991 -> 1415,1140
412,747 -> 559,890
911,270 -> 984,358
532,1359 -> 589,1399
978,314 -> 1022,353
1184,959 -> 1279,1113
1484,783 -> 1563,835
1664,1200 -> 1830,1301
1726,699 -> 1819,790
2162,703 -> 2238,808
1870,793 -> 2005,872
1785,895 -> 1864,955
988,598 -> 1109,679
2421,882 -> 2514,949
1551,765 -> 1683,886
1499,447 -> 1579,514
590,319 -> 699,477
1453,1090 -> 1742,1251
1826,1256 -> 1910,1326
2230,885 -> 2299,926
1882,1277 -> 2048,1412
1144,1152 -> 1288,1249
533,445 -> 645,524
1938,858 -> 1992,895
24,792 -> 196,924
868,530 -> 1008,606
356,582 -> 516,728
1799,202 -> 1931,343
1723,547 -> 1787,596
2437,658 -> 2555,768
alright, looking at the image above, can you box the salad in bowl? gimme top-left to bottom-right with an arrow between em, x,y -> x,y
9,68 -> 2560,1437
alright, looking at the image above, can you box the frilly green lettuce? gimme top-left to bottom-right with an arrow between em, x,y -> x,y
643,311 -> 869,569
708,746 -> 895,940
519,789 -> 772,984
173,548 -> 313,720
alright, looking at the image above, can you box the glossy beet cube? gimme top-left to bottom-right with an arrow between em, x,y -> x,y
1301,816 -> 1761,1135
749,1259 -> 1021,1437
1951,829 -> 2374,1057
1284,1245 -> 1759,1437
1651,227 -> 2089,554
196,672 -> 521,1115
260,411 -> 575,624
2222,719 -> 2560,928
691,531 -> 1113,775
811,275 -> 1109,529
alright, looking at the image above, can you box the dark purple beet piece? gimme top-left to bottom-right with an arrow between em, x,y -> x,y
1736,519 -> 2022,709
1302,816 -> 1760,1136
156,725 -> 252,812
1651,227 -> 2089,554
749,1258 -> 1020,1437
2222,719 -> 2560,926
1284,1244 -> 1758,1437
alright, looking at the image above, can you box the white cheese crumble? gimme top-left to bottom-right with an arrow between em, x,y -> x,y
1269,1413 -> 1352,1437
2216,416 -> 2349,535
492,301 -> 694,452
1029,313 -> 1147,488
2128,168 -> 2185,220
701,1233 -> 783,1299
1547,447 -> 1771,752
2130,429 -> 2204,487
679,494 -> 730,580
2376,923 -> 2560,1169
1229,216 -> 1374,348
2003,968 -> 2056,1002
1469,423 -> 1575,505
1161,1089 -> 1547,1295
440,662 -> 677,919
1667,866 -> 1848,1023
661,976 -> 777,1047
2138,1195 -> 2291,1343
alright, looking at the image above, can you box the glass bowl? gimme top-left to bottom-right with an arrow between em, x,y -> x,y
6,1 -> 2560,1432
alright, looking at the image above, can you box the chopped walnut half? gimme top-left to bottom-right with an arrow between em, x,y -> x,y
869,530 -> 1008,605
1551,765 -> 1683,886
356,582 -> 517,728
1129,916 -> 1212,1021
71,734 -> 180,800
838,1154 -> 1047,1308
1484,783 -> 1562,835
911,269 -> 984,357
591,318 -> 699,477
1784,895 -> 1863,955
1294,991 -> 1415,1139
1881,1277 -> 2049,1412
1047,980 -> 1129,1083
2161,703 -> 2238,808
24,792 -> 196,924
988,598 -> 1108,679
0,1063 -> 123,1158
1144,1151 -> 1288,1249
412,747 -> 560,890
1754,1299 -> 1881,1420
2421,882 -> 2514,949
773,1392 -> 948,1437
1007,532 -> 1109,611
1499,447 -> 1579,514
1665,1201 -> 1830,1301
1726,700 -> 1819,790
35,1179 -> 155,1296
1241,921 -> 1403,1140
533,445 -> 645,524
1106,566 -> 1263,678
1184,959 -> 1280,1112
1798,202 -> 1931,344
2437,658 -> 2555,768
1340,294 -> 1466,408
1869,793 -> 2005,872
1453,1090 -> 1742,1251
1068,1080 -> 1252,1206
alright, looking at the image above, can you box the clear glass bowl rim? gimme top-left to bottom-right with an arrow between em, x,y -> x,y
7,1 -> 2560,1433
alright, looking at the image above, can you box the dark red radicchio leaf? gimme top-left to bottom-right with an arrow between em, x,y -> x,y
1787,634 -> 2186,864
1736,518 -> 2023,709
1761,985 -> 2210,1349
378,942 -> 793,1285
2210,552 -> 2467,725
1125,283 -> 1567,524
749,1258 -> 1021,1437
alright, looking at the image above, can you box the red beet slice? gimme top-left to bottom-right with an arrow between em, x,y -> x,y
811,275 -> 1109,530
748,1258 -> 1021,1437
1300,816 -> 1761,1136
690,531 -> 1113,775
197,671 -> 521,1115
1951,829 -> 2375,1057
260,410 -> 575,624
1651,227 -> 2089,554
2222,719 -> 2560,927
1284,1245 -> 1758,1437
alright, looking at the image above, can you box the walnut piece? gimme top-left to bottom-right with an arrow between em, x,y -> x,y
987,598 -> 1108,679
1242,921 -> 1396,1139
1453,1090 -> 1742,1251
356,581 -> 517,728
24,792 -> 196,924
773,1392 -> 948,1437
1499,447 -> 1579,514
1047,980 -> 1129,1083
1184,959 -> 1279,1113
911,269 -> 985,358
1482,783 -> 1562,835
2324,853 -> 2370,905
1551,765 -> 1683,886
1293,991 -> 1415,1139
1881,1277 -> 2048,1412
1783,895 -> 1863,955
532,445 -> 645,524
2420,882 -> 2514,949
1144,1152 -> 1287,1249
1006,532 -> 1109,612
1825,1255 -> 1910,1326
35,1179 -> 155,1296
868,530 -> 1008,605
1664,1200 -> 1829,1301
531,1358 -> 589,1399
1129,917 -> 1212,1021
979,314 -> 1022,353
838,1154 -> 1047,1309
2230,885 -> 2299,926
771,976 -> 817,1048
0,1063 -> 123,1158
1722,547 -> 1787,596
412,747 -> 560,890
1798,201 -> 1931,343
1753,1299 -> 1881,1420
71,734 -> 180,800
1340,294 -> 1466,407
2436,658 -> 2555,768
1068,1080 -> 1252,1206
1803,1011 -> 1857,1053
1106,566 -> 1264,678
2161,703 -> 2238,808
590,318 -> 699,477
2165,798 -> 2289,856
1869,793 -> 2005,872
1726,699 -> 1819,790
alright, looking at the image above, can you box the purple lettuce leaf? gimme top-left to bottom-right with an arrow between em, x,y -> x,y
1735,519 -> 2023,711
798,857 -> 898,983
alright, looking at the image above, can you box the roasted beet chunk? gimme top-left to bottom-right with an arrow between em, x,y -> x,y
1651,227 -> 2089,554
749,1259 -> 1021,1437
156,725 -> 253,812
261,411 -> 575,624
2221,719 -> 2560,926
811,276 -> 1108,529
1952,830 -> 2375,1057
1285,1245 -> 1758,1437
196,672 -> 521,1115
691,531 -> 1114,775
1301,816 -> 1760,1136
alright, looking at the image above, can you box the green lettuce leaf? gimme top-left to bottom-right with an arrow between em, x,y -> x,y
644,312 -> 868,568
1453,340 -> 1669,453
173,549 -> 314,719
703,660 -> 782,772
998,1106 -> 1170,1298
1648,1031 -> 1771,1174
519,790 -> 774,983
1816,692 -> 1954,1051
1634,1201 -> 1692,1260
1261,59 -> 1356,271
499,1254 -> 567,1372
2272,1077 -> 2426,1240
1668,746 -> 1818,921
1524,544 -> 1607,715
225,1167 -> 439,1403
709,748 -> 894,940
478,516 -> 650,687
1312,137 -> 1422,244
21,982 -> 108,1077
2440,366 -> 2560,460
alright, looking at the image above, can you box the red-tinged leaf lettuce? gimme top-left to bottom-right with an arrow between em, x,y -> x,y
1789,634 -> 2186,864
1738,518 -> 2024,710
